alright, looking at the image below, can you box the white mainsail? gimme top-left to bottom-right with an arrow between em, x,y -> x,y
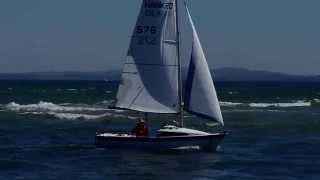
115,0 -> 180,113
184,5 -> 224,125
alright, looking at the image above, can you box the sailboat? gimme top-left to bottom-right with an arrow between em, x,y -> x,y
95,0 -> 226,151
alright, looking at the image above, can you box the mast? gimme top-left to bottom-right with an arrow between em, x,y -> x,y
175,0 -> 184,127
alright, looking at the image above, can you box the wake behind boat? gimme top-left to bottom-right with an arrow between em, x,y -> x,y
96,0 -> 226,151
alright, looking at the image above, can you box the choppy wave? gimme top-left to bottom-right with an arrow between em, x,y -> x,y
66,89 -> 77,91
96,100 -> 115,105
220,101 -> 243,107
222,109 -> 287,113
3,101 -> 130,120
19,111 -> 137,120
3,100 -> 316,113
227,91 -> 239,95
313,98 -> 320,103
249,101 -> 311,108
5,101 -> 107,112
206,122 -> 220,127
220,100 -> 313,108
1,98 -> 317,120
48,112 -> 111,120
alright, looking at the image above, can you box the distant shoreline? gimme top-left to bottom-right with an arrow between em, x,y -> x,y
0,68 -> 319,82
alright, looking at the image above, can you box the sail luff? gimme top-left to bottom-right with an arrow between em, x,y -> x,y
184,4 -> 224,125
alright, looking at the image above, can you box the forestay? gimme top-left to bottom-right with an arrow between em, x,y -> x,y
184,5 -> 224,125
115,0 -> 180,113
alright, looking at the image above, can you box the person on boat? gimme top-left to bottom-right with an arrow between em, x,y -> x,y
131,118 -> 149,137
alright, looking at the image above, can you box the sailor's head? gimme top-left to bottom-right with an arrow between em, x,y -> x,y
139,118 -> 145,123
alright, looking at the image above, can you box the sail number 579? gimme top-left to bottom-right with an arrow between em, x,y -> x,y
136,26 -> 157,34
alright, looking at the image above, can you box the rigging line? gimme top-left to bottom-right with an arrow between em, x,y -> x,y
128,86 -> 145,109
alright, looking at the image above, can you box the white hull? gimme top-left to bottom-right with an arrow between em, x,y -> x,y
95,132 -> 226,151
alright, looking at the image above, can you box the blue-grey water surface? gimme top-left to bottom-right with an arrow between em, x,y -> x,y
0,81 -> 319,179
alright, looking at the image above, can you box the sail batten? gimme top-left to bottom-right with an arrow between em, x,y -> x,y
184,5 -> 224,125
115,0 -> 180,114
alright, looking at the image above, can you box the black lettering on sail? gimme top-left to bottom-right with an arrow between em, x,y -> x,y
134,36 -> 157,46
144,2 -> 173,10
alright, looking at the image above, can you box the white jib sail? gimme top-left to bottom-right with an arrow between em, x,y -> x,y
115,0 -> 180,114
184,5 -> 224,125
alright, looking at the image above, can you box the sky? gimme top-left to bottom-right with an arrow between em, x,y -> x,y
0,0 -> 320,75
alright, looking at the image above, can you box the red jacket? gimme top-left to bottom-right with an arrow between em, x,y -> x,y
131,122 -> 149,137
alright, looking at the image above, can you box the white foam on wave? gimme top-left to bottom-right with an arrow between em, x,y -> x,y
97,100 -> 115,105
228,91 -> 239,95
313,98 -> 320,103
127,116 -> 138,120
5,101 -> 107,112
49,112 -> 137,120
219,100 -> 312,108
219,101 -> 243,107
21,112 -> 45,115
223,109 -> 286,113
48,112 -> 111,120
249,101 -> 311,108
222,109 -> 265,113
5,100 -> 311,114
20,111 -> 112,120
110,109 -> 125,113
206,122 -> 219,127
3,101 -> 134,120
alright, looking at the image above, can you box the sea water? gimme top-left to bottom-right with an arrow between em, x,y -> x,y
0,80 -> 319,179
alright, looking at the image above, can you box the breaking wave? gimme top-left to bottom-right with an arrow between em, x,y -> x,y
248,101 -> 311,108
48,112 -> 111,120
5,101 -> 107,112
220,101 -> 243,107
2,98 -> 317,120
3,101 -> 131,120
19,111 -> 136,120
67,89 -> 77,91
219,100 -> 313,108
313,98 -> 320,103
